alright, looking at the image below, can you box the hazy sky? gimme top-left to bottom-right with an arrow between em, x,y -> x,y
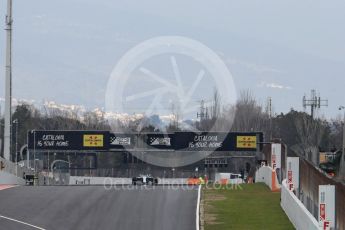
0,0 -> 344,119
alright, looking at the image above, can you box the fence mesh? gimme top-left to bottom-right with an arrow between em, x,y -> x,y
0,156 -> 34,179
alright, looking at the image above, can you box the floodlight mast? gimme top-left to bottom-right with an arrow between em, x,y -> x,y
4,0 -> 13,161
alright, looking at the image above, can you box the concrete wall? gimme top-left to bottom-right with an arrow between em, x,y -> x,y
159,178 -> 190,185
69,176 -> 131,185
214,173 -> 244,184
255,166 -> 281,191
0,171 -> 25,185
255,166 -> 272,188
69,176 -> 190,185
281,179 -> 319,230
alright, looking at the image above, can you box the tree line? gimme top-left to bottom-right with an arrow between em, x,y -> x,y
0,90 -> 343,172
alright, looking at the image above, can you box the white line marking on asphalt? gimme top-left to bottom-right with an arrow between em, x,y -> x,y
196,185 -> 201,230
0,215 -> 46,230
0,185 -> 18,191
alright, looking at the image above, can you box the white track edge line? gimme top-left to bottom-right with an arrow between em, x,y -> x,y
0,215 -> 46,230
0,185 -> 18,191
196,185 -> 201,230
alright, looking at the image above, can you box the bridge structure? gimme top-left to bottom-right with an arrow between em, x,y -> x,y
26,130 -> 264,179
27,130 -> 263,153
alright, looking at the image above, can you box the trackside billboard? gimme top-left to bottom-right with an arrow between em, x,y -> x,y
286,157 -> 299,191
319,185 -> 335,230
271,143 -> 281,170
173,132 -> 263,151
28,130 -> 110,151
28,130 -> 263,152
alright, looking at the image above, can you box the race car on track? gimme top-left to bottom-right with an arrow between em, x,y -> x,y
132,175 -> 158,185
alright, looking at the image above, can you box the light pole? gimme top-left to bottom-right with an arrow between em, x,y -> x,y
4,0 -> 13,161
12,119 -> 18,175
339,106 -> 345,177
13,119 -> 18,161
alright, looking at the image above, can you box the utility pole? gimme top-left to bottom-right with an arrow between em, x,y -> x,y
4,0 -> 13,161
302,89 -> 328,119
197,100 -> 208,121
170,103 -> 179,130
197,100 -> 209,130
268,97 -> 273,140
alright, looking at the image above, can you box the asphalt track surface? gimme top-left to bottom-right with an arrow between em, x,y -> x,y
0,185 -> 198,230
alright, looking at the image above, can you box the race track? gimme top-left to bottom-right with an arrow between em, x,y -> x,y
0,185 -> 199,230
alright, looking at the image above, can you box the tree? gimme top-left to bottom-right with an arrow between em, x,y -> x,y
225,90 -> 269,135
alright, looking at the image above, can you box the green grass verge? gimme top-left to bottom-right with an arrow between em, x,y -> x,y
203,183 -> 294,230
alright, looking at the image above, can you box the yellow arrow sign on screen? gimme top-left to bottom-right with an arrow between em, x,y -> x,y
83,135 -> 104,147
236,136 -> 257,148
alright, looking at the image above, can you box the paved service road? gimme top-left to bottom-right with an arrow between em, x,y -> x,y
0,185 -> 198,230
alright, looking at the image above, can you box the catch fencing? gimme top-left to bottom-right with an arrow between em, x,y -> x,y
0,156 -> 34,179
